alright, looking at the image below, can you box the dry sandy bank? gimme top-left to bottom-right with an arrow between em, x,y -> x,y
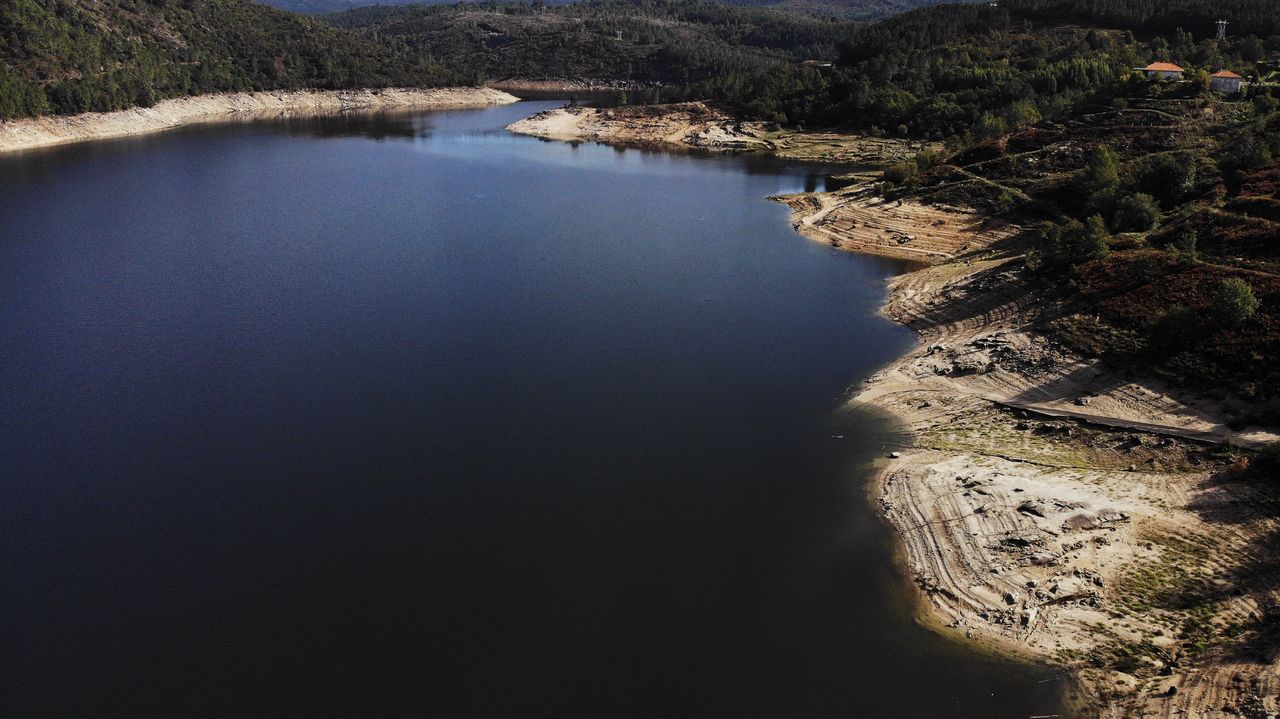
0,87 -> 519,154
507,103 -> 929,163
488,79 -> 634,93
811,195 -> 1280,717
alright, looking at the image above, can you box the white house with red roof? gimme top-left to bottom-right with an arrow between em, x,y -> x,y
1210,70 -> 1244,94
1140,62 -> 1184,81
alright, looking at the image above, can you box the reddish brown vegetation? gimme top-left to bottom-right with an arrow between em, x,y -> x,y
1071,253 -> 1280,396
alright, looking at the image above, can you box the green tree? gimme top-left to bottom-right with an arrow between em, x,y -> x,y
1081,146 -> 1123,218
1080,146 -> 1121,195
1215,278 -> 1261,326
1169,230 -> 1198,264
1063,215 -> 1112,264
1137,153 -> 1197,208
1111,193 -> 1159,231
1035,214 -> 1111,268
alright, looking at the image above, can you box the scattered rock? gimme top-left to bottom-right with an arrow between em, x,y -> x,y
1017,500 -> 1047,518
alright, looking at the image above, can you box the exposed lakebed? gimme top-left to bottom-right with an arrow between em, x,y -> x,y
0,101 -> 1063,716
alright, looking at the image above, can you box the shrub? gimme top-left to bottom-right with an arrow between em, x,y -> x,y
882,161 -> 918,184
1066,215 -> 1112,264
135,85 -> 158,109
1024,248 -> 1044,272
1215,278 -> 1261,326
1136,153 -> 1196,208
975,112 -> 1007,140
1111,193 -> 1160,232
1034,215 -> 1111,268
1168,230 -> 1198,264
1219,134 -> 1274,195
916,147 -> 945,170
1190,69 -> 1211,95
1079,146 -> 1121,196
1004,100 -> 1041,128
1088,186 -> 1121,218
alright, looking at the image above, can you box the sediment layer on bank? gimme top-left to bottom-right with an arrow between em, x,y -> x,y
812,193 -> 1280,717
506,103 -> 929,164
488,79 -> 635,94
0,87 -> 519,153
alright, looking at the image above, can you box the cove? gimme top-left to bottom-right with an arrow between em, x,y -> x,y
0,101 -> 1064,717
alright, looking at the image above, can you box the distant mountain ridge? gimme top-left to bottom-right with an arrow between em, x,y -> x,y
256,0 -> 980,20
258,0 -> 425,13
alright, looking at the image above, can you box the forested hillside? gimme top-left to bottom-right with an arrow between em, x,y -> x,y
5,0 -> 1279,147
842,1 -> 1280,413
722,0 -> 1279,137
0,0 -> 464,119
1002,0 -> 1280,38
330,0 -> 844,106
321,0 -> 1280,139
261,0 -> 977,21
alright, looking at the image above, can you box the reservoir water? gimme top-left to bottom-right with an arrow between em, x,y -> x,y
0,101 -> 1063,717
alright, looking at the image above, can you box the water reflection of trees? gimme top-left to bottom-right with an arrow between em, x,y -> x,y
284,111 -> 429,142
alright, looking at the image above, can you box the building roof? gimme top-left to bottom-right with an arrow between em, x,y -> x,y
1143,62 -> 1185,72
1211,70 -> 1243,79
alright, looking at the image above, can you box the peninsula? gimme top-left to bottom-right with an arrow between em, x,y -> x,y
503,93 -> 1280,717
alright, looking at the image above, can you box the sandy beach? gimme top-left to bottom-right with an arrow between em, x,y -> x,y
0,87 -> 519,154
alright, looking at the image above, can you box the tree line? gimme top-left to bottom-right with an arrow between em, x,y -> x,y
0,0 -> 467,120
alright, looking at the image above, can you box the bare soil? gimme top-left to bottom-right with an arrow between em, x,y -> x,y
506,103 -> 930,163
0,87 -> 519,153
839,215 -> 1280,718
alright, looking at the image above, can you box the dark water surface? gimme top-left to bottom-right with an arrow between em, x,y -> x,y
0,102 -> 1063,717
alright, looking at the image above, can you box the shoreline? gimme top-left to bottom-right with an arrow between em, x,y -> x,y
825,198 -> 1279,716
0,87 -> 519,154
506,103 -> 932,164
505,103 -> 1280,716
12,94 -> 1272,713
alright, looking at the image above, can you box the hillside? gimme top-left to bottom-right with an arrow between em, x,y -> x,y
781,5 -> 1280,709
260,0 -> 425,14
0,0 -> 466,120
261,0 -> 979,21
490,2 -> 1280,711
322,0 -> 1278,133
851,9 -> 1280,421
328,0 -> 845,101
